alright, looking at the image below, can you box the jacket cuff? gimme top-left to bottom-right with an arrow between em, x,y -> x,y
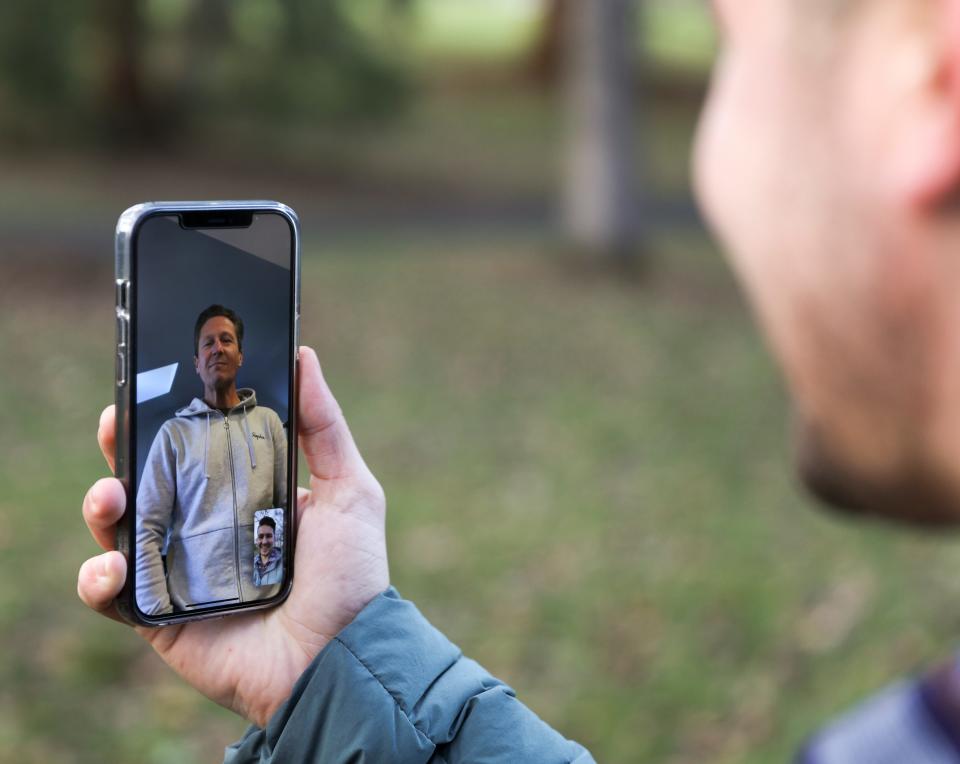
225,587 -> 590,763
225,587 -> 437,763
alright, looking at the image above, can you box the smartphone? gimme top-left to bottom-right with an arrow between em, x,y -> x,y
113,201 -> 300,626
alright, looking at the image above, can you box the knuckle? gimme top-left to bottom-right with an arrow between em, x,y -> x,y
82,486 -> 97,518
84,486 -> 106,522
76,563 -> 95,604
357,477 -> 386,513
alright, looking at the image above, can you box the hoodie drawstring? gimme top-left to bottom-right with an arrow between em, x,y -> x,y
203,412 -> 210,479
242,406 -> 257,469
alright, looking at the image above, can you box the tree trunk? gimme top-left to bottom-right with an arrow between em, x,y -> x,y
99,0 -> 149,144
525,0 -> 568,88
562,0 -> 639,267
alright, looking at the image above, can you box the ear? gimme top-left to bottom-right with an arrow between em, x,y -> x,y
238,350 -> 243,367
194,355 -> 200,374
886,0 -> 960,209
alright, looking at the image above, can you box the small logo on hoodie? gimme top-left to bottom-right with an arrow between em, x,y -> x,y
252,432 -> 267,440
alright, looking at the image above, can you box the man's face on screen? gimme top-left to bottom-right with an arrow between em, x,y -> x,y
257,525 -> 275,557
195,316 -> 243,392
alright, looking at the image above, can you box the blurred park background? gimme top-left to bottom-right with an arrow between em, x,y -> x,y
5,1 -> 960,762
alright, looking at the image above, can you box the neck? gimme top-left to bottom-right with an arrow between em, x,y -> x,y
204,385 -> 241,411
260,551 -> 271,563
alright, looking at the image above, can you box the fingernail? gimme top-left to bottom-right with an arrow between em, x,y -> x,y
97,556 -> 112,582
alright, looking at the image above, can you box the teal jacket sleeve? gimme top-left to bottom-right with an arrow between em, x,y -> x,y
224,588 -> 593,763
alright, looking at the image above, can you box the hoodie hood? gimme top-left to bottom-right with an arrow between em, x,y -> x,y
175,388 -> 258,418
175,388 -> 259,479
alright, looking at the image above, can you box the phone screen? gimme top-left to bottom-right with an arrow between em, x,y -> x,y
129,211 -> 295,619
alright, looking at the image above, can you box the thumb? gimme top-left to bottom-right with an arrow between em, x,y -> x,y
297,346 -> 368,483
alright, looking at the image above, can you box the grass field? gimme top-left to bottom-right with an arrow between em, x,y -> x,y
4,230 -> 960,763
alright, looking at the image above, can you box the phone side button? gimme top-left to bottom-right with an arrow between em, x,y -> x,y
116,525 -> 129,558
116,349 -> 127,386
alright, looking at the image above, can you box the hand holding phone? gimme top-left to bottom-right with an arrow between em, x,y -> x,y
79,347 -> 389,726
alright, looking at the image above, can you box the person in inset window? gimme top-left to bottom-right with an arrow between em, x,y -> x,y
136,304 -> 287,615
253,516 -> 283,587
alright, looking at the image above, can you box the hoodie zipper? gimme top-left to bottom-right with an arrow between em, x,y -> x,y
223,414 -> 243,601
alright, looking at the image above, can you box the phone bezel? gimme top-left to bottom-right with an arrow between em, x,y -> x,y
114,201 -> 301,626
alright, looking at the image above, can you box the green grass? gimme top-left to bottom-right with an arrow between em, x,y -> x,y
392,0 -> 716,72
646,0 -> 717,73
406,0 -> 541,62
7,233 -> 960,762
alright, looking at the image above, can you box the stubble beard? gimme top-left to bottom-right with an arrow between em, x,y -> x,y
792,410 -> 960,528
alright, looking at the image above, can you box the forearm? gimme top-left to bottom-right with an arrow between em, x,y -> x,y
134,527 -> 172,614
225,589 -> 592,764
137,430 -> 176,614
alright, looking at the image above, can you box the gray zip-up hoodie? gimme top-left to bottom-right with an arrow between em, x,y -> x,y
136,388 -> 287,615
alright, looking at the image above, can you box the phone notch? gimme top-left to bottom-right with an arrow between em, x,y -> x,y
179,211 -> 254,229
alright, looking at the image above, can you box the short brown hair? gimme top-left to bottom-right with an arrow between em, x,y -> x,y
257,516 -> 276,531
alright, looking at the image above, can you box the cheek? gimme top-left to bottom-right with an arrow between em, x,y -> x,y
694,57 -> 774,283
693,55 -> 839,376
692,69 -> 732,247
696,52 -> 838,291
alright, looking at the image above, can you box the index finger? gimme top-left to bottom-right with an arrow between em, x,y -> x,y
82,477 -> 126,551
77,551 -> 128,625
98,405 -> 117,474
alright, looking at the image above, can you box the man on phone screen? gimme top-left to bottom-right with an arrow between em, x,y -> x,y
135,304 -> 287,615
253,515 -> 283,587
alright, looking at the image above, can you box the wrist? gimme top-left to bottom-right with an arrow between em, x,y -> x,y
244,630 -> 335,728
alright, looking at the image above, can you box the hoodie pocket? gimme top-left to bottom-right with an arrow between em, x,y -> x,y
238,521 -> 255,600
166,526 -> 240,609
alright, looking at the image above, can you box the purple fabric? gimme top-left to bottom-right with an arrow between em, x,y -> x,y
918,663 -> 960,757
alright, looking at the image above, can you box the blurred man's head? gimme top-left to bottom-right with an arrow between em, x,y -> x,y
694,0 -> 960,523
194,304 -> 244,393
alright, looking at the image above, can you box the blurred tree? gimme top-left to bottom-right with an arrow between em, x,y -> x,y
184,0 -> 233,95
561,0 -> 641,269
98,0 -> 154,145
218,0 -> 409,123
525,0 -> 568,87
0,1 -> 89,142
0,0 -> 410,149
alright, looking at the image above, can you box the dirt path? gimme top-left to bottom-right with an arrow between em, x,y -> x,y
0,151 -> 700,264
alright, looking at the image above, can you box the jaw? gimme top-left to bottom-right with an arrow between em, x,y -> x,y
203,370 -> 239,392
793,409 -> 960,527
